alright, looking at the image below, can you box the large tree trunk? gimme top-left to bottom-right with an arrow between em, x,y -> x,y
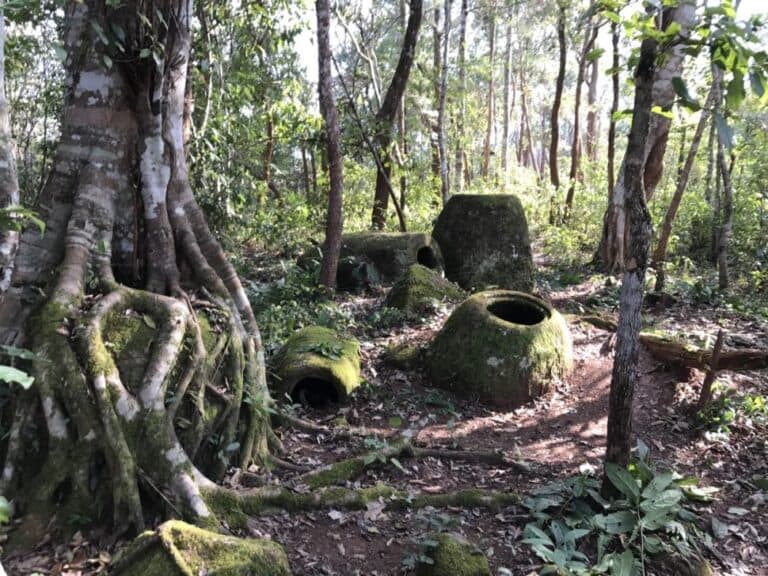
0,0 -> 273,539
0,9 -> 20,294
549,1 -> 566,191
453,0 -> 468,194
481,9 -> 496,180
437,0 -> 452,203
596,0 -> 696,273
317,0 -> 345,289
603,33 -> 657,487
371,0 -> 423,230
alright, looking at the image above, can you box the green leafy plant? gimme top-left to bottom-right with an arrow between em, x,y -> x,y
522,442 -> 712,575
401,510 -> 459,570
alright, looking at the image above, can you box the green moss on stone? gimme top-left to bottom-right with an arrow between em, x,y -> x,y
383,342 -> 422,369
385,264 -> 465,315
270,326 -> 360,403
432,194 -> 534,291
112,520 -> 291,576
304,458 -> 367,489
339,231 -> 444,283
416,533 -> 490,576
427,290 -> 572,408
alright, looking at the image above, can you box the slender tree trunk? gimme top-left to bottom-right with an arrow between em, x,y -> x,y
482,9 -> 496,180
607,21 -> 619,197
437,0 -> 452,203
564,23 -> 597,222
716,138 -> 734,291
453,0 -> 468,194
263,111 -> 274,193
302,148 -> 311,196
652,86 -> 716,292
398,103 -> 408,209
596,0 -> 696,273
431,3 -> 441,179
371,0 -> 423,229
501,22 -> 513,175
310,148 -> 319,198
603,34 -> 657,486
0,10 -> 20,294
399,0 -> 409,208
585,41 -> 600,162
549,1 -> 566,191
317,0 -> 344,290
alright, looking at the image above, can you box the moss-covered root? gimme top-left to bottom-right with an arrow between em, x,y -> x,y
415,533 -> 491,576
110,520 -> 292,576
298,442 -> 529,490
203,485 -> 519,530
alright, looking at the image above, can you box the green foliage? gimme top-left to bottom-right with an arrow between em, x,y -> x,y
247,264 -> 355,354
696,383 -> 767,434
521,443 -> 712,575
401,510 -> 460,570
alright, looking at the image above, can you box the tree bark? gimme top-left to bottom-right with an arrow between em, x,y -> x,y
317,0 -> 345,290
606,21 -> 619,197
0,0 -> 272,537
596,0 -> 696,273
371,0 -> 423,230
431,3 -> 441,179
585,39 -> 600,162
437,0 -> 452,203
716,134 -> 734,291
453,0 -> 468,194
603,34 -> 657,485
549,1 -> 566,191
482,8 -> 496,180
0,9 -> 20,294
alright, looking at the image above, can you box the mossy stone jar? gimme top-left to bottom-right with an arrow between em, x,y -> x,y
427,290 -> 572,407
270,326 -> 361,408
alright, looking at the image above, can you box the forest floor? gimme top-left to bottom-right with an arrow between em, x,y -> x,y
4,254 -> 768,576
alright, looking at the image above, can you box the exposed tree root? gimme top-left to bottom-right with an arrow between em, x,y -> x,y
297,441 -> 530,490
203,483 -> 520,530
273,408 -> 394,440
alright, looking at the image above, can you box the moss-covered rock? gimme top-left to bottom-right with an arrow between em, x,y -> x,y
111,520 -> 292,576
432,194 -> 534,291
339,231 -> 444,284
427,290 -> 572,407
270,326 -> 361,407
415,533 -> 490,576
385,264 -> 466,315
382,341 -> 423,370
